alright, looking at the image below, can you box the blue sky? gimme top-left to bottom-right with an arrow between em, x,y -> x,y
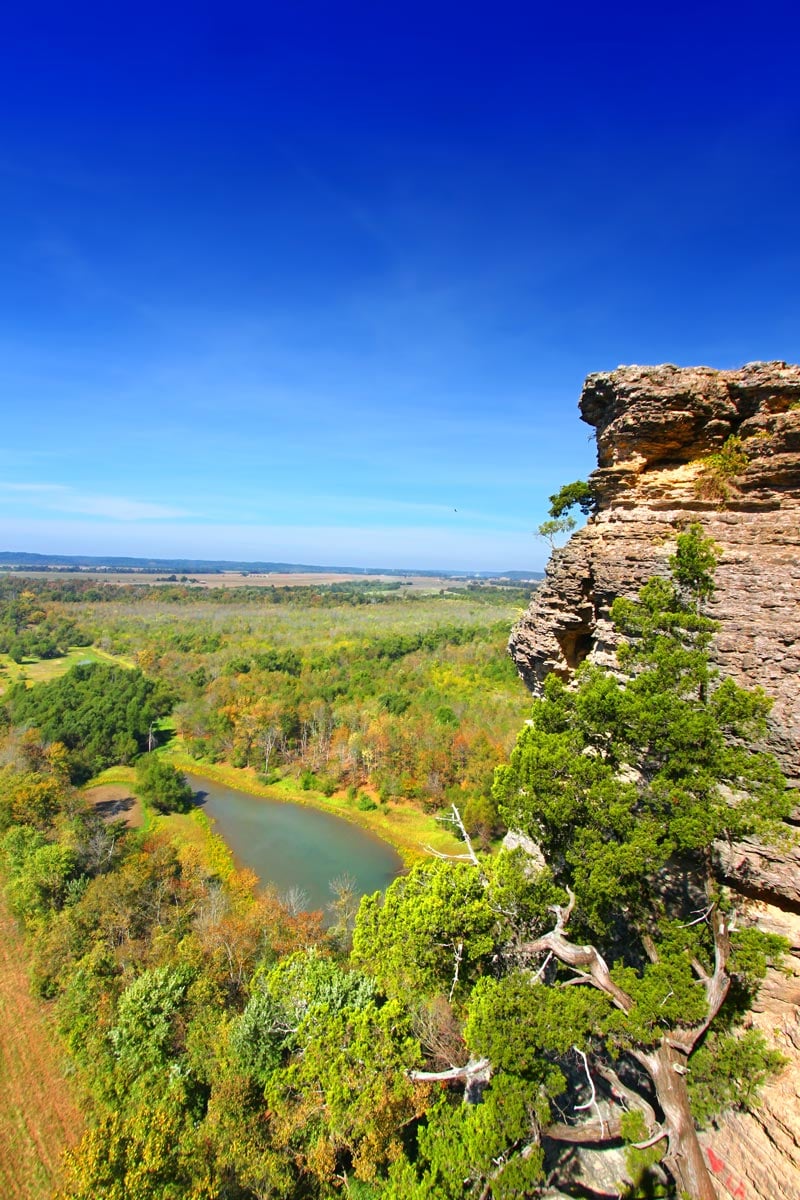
2,1 -> 799,570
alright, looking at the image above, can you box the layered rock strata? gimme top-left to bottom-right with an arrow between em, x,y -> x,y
511,361 -> 800,787
698,907 -> 800,1200
510,362 -> 800,1200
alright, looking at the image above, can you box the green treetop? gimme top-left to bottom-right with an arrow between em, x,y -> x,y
373,524 -> 790,1200
547,479 -> 596,518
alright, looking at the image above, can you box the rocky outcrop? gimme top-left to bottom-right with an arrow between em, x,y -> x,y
511,363 -> 800,1200
511,361 -> 800,788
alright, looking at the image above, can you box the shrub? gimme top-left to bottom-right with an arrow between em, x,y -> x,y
135,755 -> 194,813
695,435 -> 749,505
548,479 -> 596,517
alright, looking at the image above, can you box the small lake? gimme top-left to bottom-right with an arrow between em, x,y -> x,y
185,773 -> 403,914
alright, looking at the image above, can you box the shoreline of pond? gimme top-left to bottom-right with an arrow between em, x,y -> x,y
183,770 -> 404,912
159,746 -> 464,867
83,764 -> 406,910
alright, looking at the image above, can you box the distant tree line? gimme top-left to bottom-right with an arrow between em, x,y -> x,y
0,575 -> 534,609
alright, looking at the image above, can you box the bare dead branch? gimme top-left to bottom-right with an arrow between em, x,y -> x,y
572,1046 -> 598,1114
477,1141 -> 539,1200
448,803 -> 481,869
677,904 -> 714,929
408,1056 -> 491,1085
642,933 -> 660,963
559,970 -> 595,988
543,1117 -> 624,1144
429,804 -> 483,874
518,907 -> 634,1015
423,846 -> 476,862
529,949 -> 553,983
668,904 -> 730,1054
631,1124 -> 669,1150
448,940 -> 464,1003
548,886 -> 576,932
690,956 -> 711,984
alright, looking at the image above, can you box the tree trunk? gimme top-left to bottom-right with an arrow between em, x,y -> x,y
638,1041 -> 718,1200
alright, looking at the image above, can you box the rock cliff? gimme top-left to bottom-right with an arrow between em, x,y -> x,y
511,361 -> 800,787
511,362 -> 800,1200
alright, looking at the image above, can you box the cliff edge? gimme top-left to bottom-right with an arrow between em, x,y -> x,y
511,361 -> 800,785
511,362 -> 800,1200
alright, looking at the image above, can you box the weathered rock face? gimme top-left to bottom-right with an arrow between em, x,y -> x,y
511,361 -> 800,787
698,907 -> 800,1200
510,362 -> 800,1200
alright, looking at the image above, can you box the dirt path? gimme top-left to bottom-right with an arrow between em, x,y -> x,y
0,895 -> 83,1199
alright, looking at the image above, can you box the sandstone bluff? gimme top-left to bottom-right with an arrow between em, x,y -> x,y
511,362 -> 800,1200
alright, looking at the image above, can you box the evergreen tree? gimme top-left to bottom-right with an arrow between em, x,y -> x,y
135,755 -> 194,814
380,526 -> 790,1199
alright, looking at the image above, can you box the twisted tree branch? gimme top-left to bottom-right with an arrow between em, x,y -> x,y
517,890 -> 634,1014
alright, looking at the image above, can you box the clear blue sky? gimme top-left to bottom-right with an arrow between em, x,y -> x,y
2,1 -> 799,571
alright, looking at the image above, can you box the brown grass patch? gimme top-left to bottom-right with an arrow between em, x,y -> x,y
85,782 -> 143,828
0,895 -> 83,1199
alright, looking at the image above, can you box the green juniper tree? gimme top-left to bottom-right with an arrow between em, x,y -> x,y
489,524 -> 790,1199
372,525 -> 789,1200
134,754 -> 194,814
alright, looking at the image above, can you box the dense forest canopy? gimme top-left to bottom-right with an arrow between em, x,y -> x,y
7,663 -> 175,782
0,585 -> 91,662
1,578 -> 534,838
0,535 -> 792,1199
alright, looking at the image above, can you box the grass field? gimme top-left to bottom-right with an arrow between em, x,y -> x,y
0,895 -> 83,1200
69,604 -> 527,661
0,644 -> 135,694
154,806 -> 238,881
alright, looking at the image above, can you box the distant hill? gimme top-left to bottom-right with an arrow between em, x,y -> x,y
0,551 -> 543,581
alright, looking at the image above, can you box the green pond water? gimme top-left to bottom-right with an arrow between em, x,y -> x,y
186,773 -> 403,914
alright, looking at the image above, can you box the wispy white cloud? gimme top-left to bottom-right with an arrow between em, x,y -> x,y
0,482 -> 191,521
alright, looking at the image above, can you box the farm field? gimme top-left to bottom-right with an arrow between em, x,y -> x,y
0,894 -> 83,1200
0,569 -> 533,590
